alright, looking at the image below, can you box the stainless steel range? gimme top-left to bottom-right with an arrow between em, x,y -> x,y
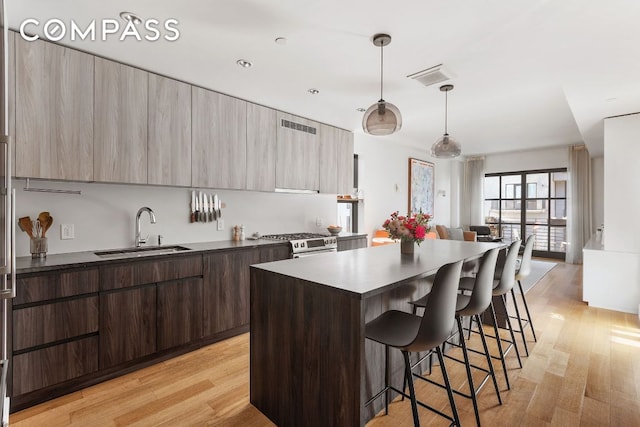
261,233 -> 337,258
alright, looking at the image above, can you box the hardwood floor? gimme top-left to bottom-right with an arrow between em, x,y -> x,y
11,262 -> 640,426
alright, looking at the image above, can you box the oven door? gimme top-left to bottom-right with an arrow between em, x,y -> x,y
292,248 -> 337,258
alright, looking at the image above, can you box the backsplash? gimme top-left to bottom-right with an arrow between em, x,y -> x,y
14,179 -> 337,257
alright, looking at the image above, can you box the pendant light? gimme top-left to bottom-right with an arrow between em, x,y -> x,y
362,34 -> 402,136
431,84 -> 462,158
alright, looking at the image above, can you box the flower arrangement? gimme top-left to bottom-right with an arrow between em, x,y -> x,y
382,211 -> 432,245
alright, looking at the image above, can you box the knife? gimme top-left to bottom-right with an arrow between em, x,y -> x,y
190,191 -> 196,223
209,194 -> 215,222
202,192 -> 209,222
199,192 -> 205,222
213,194 -> 218,221
217,197 -> 222,219
194,192 -> 200,222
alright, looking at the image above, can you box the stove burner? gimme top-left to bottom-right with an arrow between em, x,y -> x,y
261,232 -> 329,240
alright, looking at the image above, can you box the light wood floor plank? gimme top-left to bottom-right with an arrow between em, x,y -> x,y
11,262 -> 640,426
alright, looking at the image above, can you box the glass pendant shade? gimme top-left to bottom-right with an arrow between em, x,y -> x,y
431,84 -> 461,158
431,133 -> 462,158
362,100 -> 402,135
362,33 -> 401,136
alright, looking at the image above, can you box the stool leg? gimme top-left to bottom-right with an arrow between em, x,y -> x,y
436,346 -> 460,427
489,301 -> 510,390
475,314 -> 502,405
518,279 -> 538,342
502,294 -> 523,368
384,345 -> 389,415
510,288 -> 529,356
402,351 -> 421,427
457,317 -> 480,427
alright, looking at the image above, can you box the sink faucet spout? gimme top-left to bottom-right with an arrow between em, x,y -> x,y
135,207 -> 157,247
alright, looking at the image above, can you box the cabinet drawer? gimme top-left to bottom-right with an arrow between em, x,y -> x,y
13,296 -> 99,351
13,336 -> 99,396
15,268 -> 99,305
100,255 -> 203,290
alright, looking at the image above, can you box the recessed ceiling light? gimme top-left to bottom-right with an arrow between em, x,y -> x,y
308,88 -> 319,95
236,59 -> 252,68
119,11 -> 142,25
275,37 -> 287,45
356,107 -> 366,112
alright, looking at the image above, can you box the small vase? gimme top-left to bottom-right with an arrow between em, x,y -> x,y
400,240 -> 414,255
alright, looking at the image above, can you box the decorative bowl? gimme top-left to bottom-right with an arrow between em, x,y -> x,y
327,226 -> 342,235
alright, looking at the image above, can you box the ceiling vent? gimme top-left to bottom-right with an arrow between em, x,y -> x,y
407,64 -> 454,88
281,119 -> 317,135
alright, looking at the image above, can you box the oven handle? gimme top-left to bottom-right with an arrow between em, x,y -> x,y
292,248 -> 337,258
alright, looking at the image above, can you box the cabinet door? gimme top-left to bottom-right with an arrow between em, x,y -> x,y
246,103 -> 276,191
100,286 -> 156,368
192,87 -> 247,189
94,57 -> 148,184
157,278 -> 203,350
259,244 -> 291,263
319,124 -> 339,194
203,249 -> 260,336
337,237 -> 367,252
337,130 -> 355,195
276,112 -> 319,191
148,74 -> 192,186
15,37 -> 94,180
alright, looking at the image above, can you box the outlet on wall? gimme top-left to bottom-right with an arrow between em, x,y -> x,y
316,217 -> 323,227
217,219 -> 224,231
61,224 -> 75,240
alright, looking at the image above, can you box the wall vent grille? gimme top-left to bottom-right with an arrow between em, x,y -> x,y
281,119 -> 317,135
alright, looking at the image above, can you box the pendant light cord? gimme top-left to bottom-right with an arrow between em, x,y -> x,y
379,42 -> 384,101
444,89 -> 448,134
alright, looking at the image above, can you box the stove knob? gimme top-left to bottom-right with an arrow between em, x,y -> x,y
294,243 -> 298,248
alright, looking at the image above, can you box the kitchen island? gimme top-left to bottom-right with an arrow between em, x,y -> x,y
249,239 -> 500,427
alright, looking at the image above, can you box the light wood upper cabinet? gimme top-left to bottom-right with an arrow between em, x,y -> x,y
246,104 -> 276,192
15,37 -> 94,180
192,87 -> 247,189
337,130 -> 354,195
94,58 -> 148,184
6,31 -> 15,176
148,74 -> 191,186
319,123 -> 354,194
275,112 -> 319,191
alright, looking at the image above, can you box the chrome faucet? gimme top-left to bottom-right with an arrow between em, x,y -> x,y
135,207 -> 157,247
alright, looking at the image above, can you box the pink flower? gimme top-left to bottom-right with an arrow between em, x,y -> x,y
414,225 -> 426,239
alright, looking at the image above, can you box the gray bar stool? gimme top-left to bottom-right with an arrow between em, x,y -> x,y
408,248 -> 502,427
510,234 -> 537,356
365,260 -> 463,427
463,239 -> 523,390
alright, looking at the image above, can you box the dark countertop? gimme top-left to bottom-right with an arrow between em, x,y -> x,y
252,239 -> 502,298
15,233 -> 368,275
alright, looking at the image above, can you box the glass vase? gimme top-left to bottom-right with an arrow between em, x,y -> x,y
400,240 -> 414,255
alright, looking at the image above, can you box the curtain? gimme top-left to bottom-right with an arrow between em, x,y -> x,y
566,145 -> 593,264
461,157 -> 485,229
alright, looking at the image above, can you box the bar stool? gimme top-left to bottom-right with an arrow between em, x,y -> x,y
510,234 -> 537,356
365,260 -> 463,427
409,248 -> 502,427
463,240 -> 522,390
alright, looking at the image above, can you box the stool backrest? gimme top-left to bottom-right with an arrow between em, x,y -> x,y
464,248 -> 500,314
493,240 -> 521,295
516,234 -> 535,279
407,260 -> 463,352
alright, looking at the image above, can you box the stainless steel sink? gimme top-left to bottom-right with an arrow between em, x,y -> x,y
94,245 -> 191,258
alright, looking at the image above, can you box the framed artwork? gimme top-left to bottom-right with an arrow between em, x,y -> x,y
408,158 -> 435,216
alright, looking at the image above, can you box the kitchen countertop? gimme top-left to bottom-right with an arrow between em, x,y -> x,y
252,239 -> 501,298
15,232 -> 368,275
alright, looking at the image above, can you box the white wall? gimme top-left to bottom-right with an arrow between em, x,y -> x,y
591,156 -> 604,229
604,114 -> 640,253
354,134 -> 461,242
484,146 -> 569,174
14,179 -> 337,257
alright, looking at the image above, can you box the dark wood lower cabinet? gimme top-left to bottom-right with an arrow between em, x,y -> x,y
337,236 -> 367,252
12,336 -> 99,396
157,278 -> 204,350
204,249 -> 260,336
99,286 -> 157,369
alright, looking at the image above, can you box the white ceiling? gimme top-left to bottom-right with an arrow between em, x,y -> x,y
8,0 -> 640,157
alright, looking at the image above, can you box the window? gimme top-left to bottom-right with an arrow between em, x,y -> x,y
483,168 -> 567,259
